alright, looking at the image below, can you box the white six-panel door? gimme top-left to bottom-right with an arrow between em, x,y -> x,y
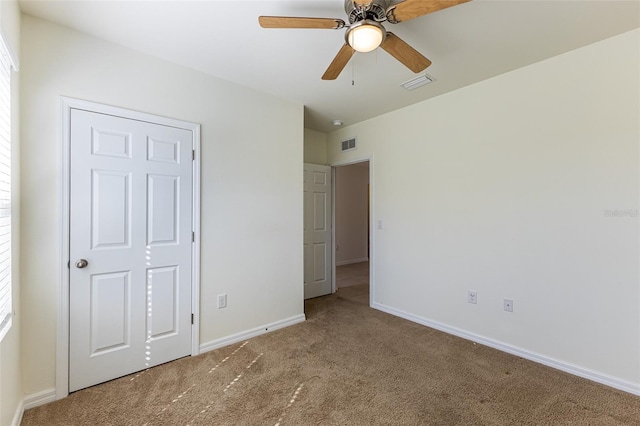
69,109 -> 193,391
303,164 -> 332,299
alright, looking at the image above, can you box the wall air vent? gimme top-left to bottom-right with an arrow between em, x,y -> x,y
341,137 -> 357,152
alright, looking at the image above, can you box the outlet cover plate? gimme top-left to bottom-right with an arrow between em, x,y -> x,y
504,298 -> 513,312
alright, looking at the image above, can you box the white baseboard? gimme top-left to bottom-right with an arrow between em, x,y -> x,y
372,302 -> 640,396
336,257 -> 368,266
200,314 -> 306,354
11,399 -> 24,426
23,388 -> 57,410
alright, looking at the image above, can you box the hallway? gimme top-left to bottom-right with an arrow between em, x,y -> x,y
336,261 -> 369,289
335,261 -> 369,305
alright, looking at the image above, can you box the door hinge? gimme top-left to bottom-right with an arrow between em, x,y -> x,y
192,150 -> 195,161
67,260 -> 70,269
191,313 -> 194,325
192,231 -> 195,242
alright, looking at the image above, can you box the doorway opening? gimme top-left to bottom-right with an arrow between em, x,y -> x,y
333,160 -> 370,305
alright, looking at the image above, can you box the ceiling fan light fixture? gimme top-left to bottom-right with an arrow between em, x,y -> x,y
346,20 -> 386,53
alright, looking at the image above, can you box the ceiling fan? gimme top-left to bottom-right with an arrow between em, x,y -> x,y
259,0 -> 471,80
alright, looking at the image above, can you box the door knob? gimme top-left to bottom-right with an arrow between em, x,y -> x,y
75,259 -> 89,269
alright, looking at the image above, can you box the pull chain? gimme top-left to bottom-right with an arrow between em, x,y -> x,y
352,62 -> 355,86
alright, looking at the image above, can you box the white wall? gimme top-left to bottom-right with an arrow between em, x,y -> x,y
335,163 -> 369,266
303,128 -> 327,165
328,30 -> 640,392
0,1 -> 21,424
20,15 -> 303,397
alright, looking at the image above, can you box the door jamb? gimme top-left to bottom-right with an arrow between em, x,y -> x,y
57,97 -> 201,399
330,155 -> 374,306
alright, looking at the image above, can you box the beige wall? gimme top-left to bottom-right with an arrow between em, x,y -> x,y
0,1 -> 21,424
328,30 -> 640,391
20,15 -> 303,397
335,163 -> 369,266
303,128 -> 327,165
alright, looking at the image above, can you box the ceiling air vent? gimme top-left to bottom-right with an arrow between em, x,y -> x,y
341,137 -> 357,152
401,74 -> 433,91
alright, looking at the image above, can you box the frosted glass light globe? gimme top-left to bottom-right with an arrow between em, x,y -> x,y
347,21 -> 385,53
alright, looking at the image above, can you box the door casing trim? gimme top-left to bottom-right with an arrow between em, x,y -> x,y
57,97 -> 201,399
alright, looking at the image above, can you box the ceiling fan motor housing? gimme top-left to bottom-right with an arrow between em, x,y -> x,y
345,0 -> 393,23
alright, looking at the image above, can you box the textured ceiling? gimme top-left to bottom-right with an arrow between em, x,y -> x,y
19,0 -> 640,132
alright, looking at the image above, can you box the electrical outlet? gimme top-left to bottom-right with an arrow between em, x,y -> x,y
504,298 -> 513,312
217,294 -> 227,309
467,291 -> 477,304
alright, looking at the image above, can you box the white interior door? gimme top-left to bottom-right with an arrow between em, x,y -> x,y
69,108 -> 193,392
303,163 -> 332,299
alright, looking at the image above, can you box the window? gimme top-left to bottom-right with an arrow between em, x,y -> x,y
0,32 -> 15,343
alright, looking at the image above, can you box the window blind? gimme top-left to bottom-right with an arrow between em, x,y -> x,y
0,32 -> 12,343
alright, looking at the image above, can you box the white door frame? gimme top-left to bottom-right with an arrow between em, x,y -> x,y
330,155 -> 374,306
56,97 -> 201,399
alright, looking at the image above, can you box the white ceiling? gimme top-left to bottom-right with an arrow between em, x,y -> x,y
18,0 -> 640,133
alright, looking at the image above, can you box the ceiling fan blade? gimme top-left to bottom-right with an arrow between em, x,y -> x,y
380,32 -> 432,73
322,44 -> 355,80
387,0 -> 471,23
259,16 -> 345,29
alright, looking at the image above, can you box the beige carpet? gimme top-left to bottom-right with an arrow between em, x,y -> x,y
336,261 -> 369,289
22,284 -> 640,425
